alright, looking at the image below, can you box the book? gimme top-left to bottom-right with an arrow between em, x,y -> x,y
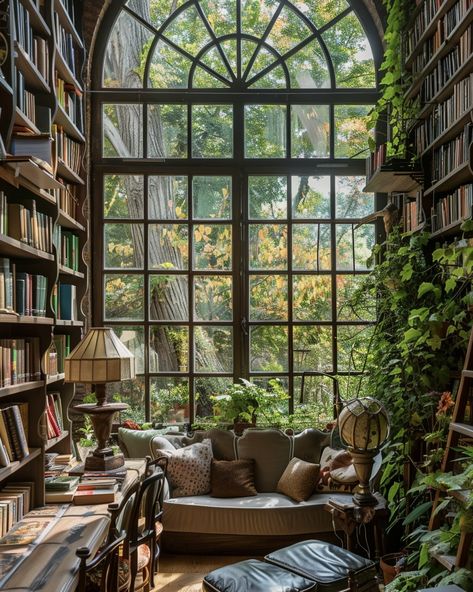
45,476 -> 79,491
76,478 -> 117,490
0,518 -> 53,546
73,487 -> 117,505
44,488 -> 77,503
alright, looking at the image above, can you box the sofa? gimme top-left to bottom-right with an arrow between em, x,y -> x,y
118,427 -> 382,555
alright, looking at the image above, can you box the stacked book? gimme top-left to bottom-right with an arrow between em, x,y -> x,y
0,338 -> 41,387
0,404 -> 29,465
0,482 -> 34,537
73,477 -> 118,505
44,475 -> 79,503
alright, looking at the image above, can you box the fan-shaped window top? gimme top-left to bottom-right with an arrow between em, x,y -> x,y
103,0 -> 376,89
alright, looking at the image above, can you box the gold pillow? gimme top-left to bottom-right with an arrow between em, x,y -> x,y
277,457 -> 320,502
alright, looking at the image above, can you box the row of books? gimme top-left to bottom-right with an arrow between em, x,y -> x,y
54,14 -> 78,78
415,73 -> 473,153
0,482 -> 33,538
57,184 -> 78,219
1,262 -> 48,317
54,126 -> 82,174
44,334 -> 71,376
0,338 -> 41,387
60,0 -> 78,26
45,392 -> 64,440
16,71 -> 35,124
421,25 -> 473,103
56,77 -> 84,133
431,123 -> 473,182
0,404 -> 29,464
407,0 -> 447,56
409,0 -> 473,73
54,227 -> 80,271
53,283 -> 78,321
366,144 -> 387,178
13,2 -> 34,65
1,196 -> 54,253
403,195 -> 422,232
431,183 -> 473,231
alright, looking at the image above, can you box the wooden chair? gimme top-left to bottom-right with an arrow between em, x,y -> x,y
76,530 -> 126,592
144,455 -> 168,588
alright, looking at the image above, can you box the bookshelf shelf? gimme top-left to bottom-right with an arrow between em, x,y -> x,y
0,75 -> 13,95
54,104 -> 85,143
424,162 -> 472,197
0,314 -> 54,325
55,319 -> 83,327
45,430 -> 70,451
14,106 -> 40,134
57,209 -> 85,231
55,50 -> 83,92
4,157 -> 63,190
0,381 -> 44,398
420,109 -> 472,156
0,234 -> 54,260
14,42 -> 50,94
46,373 -> 65,385
58,264 -> 84,279
431,218 -> 465,238
364,169 -> 422,193
19,0 -> 51,36
56,159 -> 84,185
0,448 -> 41,483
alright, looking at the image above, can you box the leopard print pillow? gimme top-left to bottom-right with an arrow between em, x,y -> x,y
161,438 -> 213,497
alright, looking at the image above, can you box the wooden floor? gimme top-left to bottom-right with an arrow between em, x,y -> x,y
153,554 -> 254,592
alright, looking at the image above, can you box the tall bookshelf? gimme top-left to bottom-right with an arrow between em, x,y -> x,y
0,0 -> 86,508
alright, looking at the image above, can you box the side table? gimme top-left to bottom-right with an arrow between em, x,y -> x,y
323,493 -> 388,560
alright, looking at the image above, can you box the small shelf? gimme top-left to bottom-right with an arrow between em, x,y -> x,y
45,431 -> 70,451
364,169 -> 423,193
4,157 -> 63,190
15,107 -> 40,134
14,42 -> 50,94
0,448 -> 42,483
58,264 -> 84,279
431,219 -> 465,238
55,50 -> 83,91
54,0 -> 84,49
0,75 -> 13,95
0,380 -> 44,398
54,104 -> 85,143
46,373 -> 65,385
19,0 -> 51,36
420,109 -> 473,156
56,159 -> 84,185
0,314 -> 54,325
424,162 -> 472,197
57,209 -> 85,231
0,234 -> 54,260
55,319 -> 83,327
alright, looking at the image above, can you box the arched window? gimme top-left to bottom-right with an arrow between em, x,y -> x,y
91,0 -> 382,426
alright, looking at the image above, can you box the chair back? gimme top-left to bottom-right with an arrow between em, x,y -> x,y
76,530 -> 126,592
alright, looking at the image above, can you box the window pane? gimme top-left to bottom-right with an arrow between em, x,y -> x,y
244,105 -> 287,158
293,325 -> 333,371
337,275 -> 375,321
336,224 -> 375,270
104,223 -> 144,269
249,224 -> 287,270
192,105 -> 233,158
334,105 -> 373,158
200,46 -> 233,84
149,40 -> 192,88
292,224 -> 331,271
336,177 -> 374,219
293,275 -> 332,321
104,175 -> 144,219
266,6 -> 311,54
148,105 -> 187,158
149,224 -> 188,270
149,176 -> 188,220
199,0 -> 236,37
195,377 -> 233,418
149,325 -> 189,372
291,105 -> 330,158
193,66 -> 228,88
150,377 -> 189,425
193,224 -> 232,270
286,39 -> 331,89
249,176 -> 287,220
250,275 -> 288,320
337,325 -> 374,371
322,13 -> 376,88
194,276 -> 232,320
249,65 -> 287,89
250,325 -> 288,372
292,176 -> 331,219
103,11 -> 152,88
150,275 -> 189,321
246,47 -> 276,82
195,326 -> 233,372
103,104 -> 143,158
110,326 -> 145,374
104,274 -> 144,320
106,377 -> 145,423
241,0 -> 279,38
164,5 -> 213,55
292,0 -> 350,29
193,176 -> 232,219
294,374 -> 335,429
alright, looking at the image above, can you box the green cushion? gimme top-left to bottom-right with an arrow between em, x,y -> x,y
118,427 -> 164,458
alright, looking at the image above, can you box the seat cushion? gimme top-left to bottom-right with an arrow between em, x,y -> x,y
265,540 -> 377,592
203,559 -> 316,592
163,492 -> 353,536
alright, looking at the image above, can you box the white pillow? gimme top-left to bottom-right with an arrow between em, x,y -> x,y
161,438 -> 213,497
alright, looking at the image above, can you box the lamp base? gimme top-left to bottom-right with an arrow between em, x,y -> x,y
352,490 -> 378,507
84,447 -> 125,472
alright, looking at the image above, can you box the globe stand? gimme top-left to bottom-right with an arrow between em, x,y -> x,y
350,450 -> 378,507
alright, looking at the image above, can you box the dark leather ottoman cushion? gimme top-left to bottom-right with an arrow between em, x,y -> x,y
202,558 -> 317,592
265,540 -> 378,592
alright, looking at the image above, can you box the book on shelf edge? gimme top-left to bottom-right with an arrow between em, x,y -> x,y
73,487 -> 117,505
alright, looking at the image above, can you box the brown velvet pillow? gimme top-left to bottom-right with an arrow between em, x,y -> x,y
277,457 -> 320,502
210,459 -> 257,498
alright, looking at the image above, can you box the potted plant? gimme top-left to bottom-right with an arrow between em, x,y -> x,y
75,415 -> 96,462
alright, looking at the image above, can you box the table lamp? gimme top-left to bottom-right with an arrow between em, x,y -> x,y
338,397 -> 390,506
65,327 -> 135,471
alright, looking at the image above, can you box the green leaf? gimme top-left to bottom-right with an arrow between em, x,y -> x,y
402,501 -> 433,525
404,328 -> 422,342
460,218 -> 473,232
417,282 -> 435,298
445,277 -> 457,293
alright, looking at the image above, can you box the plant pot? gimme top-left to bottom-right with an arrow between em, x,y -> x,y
380,553 -> 406,585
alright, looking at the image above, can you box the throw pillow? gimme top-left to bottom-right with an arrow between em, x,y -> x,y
276,457 -> 320,502
317,446 -> 358,492
210,459 -> 257,498
160,438 -> 213,497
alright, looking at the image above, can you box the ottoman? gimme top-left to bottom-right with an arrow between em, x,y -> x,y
265,540 -> 378,592
202,558 -> 317,592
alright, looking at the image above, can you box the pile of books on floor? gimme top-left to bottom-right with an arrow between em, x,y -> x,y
44,474 -> 118,504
